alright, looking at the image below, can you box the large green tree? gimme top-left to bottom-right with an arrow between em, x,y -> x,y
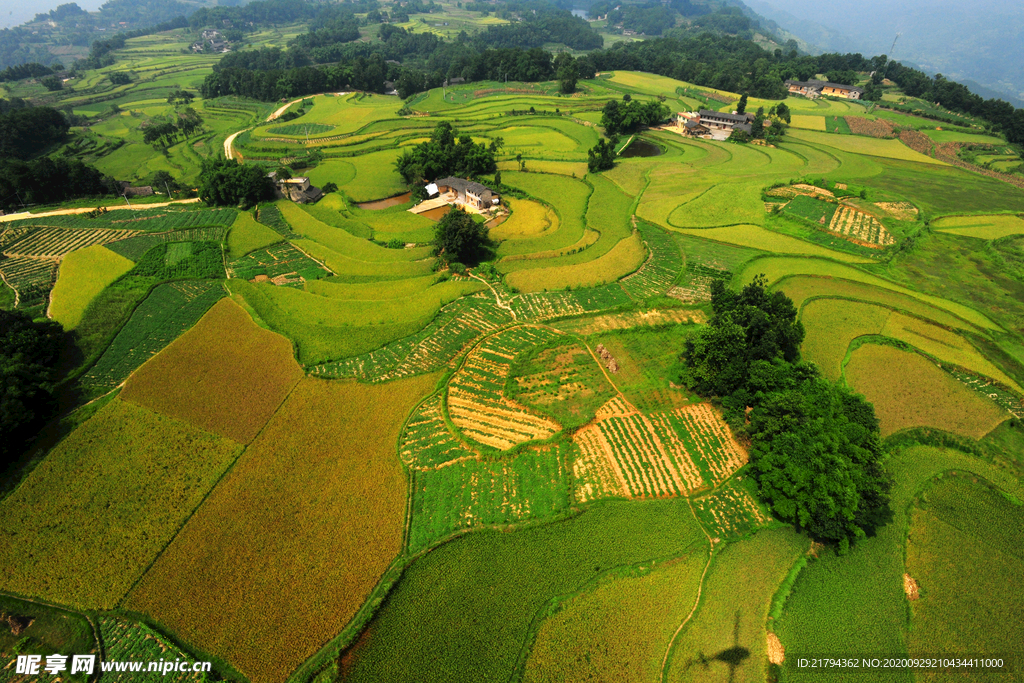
1,310 -> 63,468
197,157 -> 272,208
679,276 -> 890,551
395,122 -> 499,184
432,207 -> 490,265
554,52 -> 579,94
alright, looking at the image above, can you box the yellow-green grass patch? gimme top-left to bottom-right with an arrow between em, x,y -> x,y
498,160 -> 590,177
48,245 -> 134,329
787,129 -> 945,165
844,344 -> 1007,438
741,257 -> 999,330
292,239 -> 433,279
498,172 -> 590,256
932,214 -> 1024,240
667,183 -> 766,228
277,201 -> 431,262
674,225 -> 872,263
0,399 -> 241,609
491,197 -> 558,241
507,231 -> 646,292
664,527 -> 810,683
307,149 -> 406,203
776,276 -> 976,332
523,551 -> 707,683
880,312 -> 1022,392
305,273 -> 443,300
789,115 -> 826,131
226,277 -> 480,364
121,298 -> 303,444
607,71 -> 702,98
226,211 -> 283,259
124,373 -> 438,683
800,299 -> 891,381
905,476 -> 1024,674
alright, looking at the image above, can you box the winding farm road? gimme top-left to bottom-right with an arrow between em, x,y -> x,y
0,198 -> 201,223
223,91 -> 352,161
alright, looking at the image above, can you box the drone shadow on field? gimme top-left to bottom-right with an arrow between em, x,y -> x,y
680,610 -> 750,683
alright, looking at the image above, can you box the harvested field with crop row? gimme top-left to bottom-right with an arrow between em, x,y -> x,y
447,326 -> 563,450
99,617 -> 207,683
82,280 -> 225,388
828,206 -> 895,246
0,256 -> 59,307
572,397 -> 743,502
408,446 -> 572,552
400,393 -> 472,469
554,308 -> 705,336
2,227 -> 137,258
310,294 -> 513,381
226,241 -> 332,285
620,221 -> 684,300
513,283 -> 634,319
105,227 -> 228,262
693,478 -> 772,539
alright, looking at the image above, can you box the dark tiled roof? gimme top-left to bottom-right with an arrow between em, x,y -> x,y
698,109 -> 752,123
785,79 -> 864,93
435,176 -> 494,195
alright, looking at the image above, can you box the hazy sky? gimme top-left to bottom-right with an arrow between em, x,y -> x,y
752,0 -> 1024,100
2,0 -> 105,29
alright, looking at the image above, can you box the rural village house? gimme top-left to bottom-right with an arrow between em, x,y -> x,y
676,110 -> 752,139
784,80 -> 864,100
267,172 -> 324,204
426,177 -> 500,210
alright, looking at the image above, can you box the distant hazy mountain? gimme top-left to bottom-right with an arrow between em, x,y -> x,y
3,0 -> 102,29
746,0 -> 1024,104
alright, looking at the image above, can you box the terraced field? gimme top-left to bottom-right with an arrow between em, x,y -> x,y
9,58 -> 1024,683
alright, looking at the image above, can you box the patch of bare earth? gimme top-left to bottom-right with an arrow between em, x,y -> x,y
767,632 -> 785,665
904,573 -> 920,600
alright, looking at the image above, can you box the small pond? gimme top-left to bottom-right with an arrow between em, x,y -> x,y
357,192 -> 412,210
620,139 -> 662,158
419,205 -> 452,221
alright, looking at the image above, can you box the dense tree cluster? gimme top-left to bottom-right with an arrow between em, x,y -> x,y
600,97 -> 671,136
141,108 -> 204,147
0,157 -> 113,212
587,138 -> 616,172
395,122 -> 499,183
0,63 -> 55,82
197,157 -> 271,208
0,102 -> 70,159
679,277 -> 891,551
0,310 -> 63,470
432,207 -> 490,265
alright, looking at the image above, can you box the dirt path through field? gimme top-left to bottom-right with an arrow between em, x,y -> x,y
0,198 -> 201,223
469,274 -> 516,320
222,91 -> 351,162
223,130 -> 243,160
659,501 -> 716,683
